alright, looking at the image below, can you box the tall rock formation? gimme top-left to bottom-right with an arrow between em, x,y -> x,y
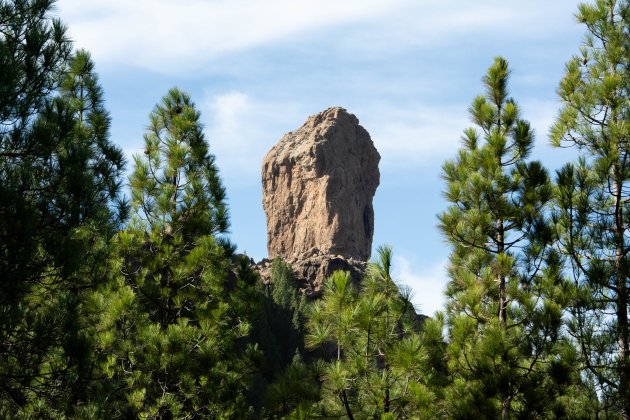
260,107 -> 380,294
262,107 -> 380,261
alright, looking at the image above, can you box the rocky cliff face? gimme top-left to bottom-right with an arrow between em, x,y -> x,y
262,107 -> 380,261
260,107 -> 380,294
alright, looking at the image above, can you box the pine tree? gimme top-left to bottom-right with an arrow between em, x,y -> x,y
0,0 -> 71,323
247,257 -> 312,415
551,0 -> 630,416
0,0 -> 71,138
261,259 -> 307,370
87,88 -> 257,418
258,259 -> 320,416
305,247 -> 437,418
0,2 -> 126,413
439,57 -> 579,418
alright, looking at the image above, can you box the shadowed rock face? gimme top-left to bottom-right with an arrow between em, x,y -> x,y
262,107 -> 380,262
255,254 -> 366,298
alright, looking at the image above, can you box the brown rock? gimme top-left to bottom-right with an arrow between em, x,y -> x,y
262,107 -> 380,262
254,252 -> 367,299
290,254 -> 367,298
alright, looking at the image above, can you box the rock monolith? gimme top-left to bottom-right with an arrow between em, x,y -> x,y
262,107 -> 380,264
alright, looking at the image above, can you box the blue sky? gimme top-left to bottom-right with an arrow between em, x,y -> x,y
55,0 -> 585,315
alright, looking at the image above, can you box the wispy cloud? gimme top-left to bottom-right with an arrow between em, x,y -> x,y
367,104 -> 469,168
393,255 -> 448,317
200,90 -> 305,186
369,97 -> 575,170
55,0 -> 407,72
55,0 -> 580,74
336,1 -> 576,57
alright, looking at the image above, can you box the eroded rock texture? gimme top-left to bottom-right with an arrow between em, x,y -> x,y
262,107 -> 380,262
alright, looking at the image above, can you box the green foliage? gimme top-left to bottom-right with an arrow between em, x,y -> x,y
263,355 -> 321,418
0,2 -> 126,412
0,0 -> 71,134
305,246 -> 439,418
86,89 -> 258,418
256,259 -> 307,375
248,258 -> 315,417
0,1 -> 626,417
439,57 -> 582,418
551,0 -> 630,415
130,87 -> 229,240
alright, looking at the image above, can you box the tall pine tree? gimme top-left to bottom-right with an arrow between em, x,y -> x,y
0,1 -> 126,413
439,57 -> 579,418
87,88 -> 258,418
305,247 -> 438,418
551,0 -> 630,416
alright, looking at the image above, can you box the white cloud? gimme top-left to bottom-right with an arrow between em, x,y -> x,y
201,90 -> 304,186
122,146 -> 144,162
368,97 -> 575,170
365,104 -> 469,169
337,2 -> 564,56
207,91 -> 251,146
393,255 -> 448,317
55,0 -> 408,72
54,0 -> 580,74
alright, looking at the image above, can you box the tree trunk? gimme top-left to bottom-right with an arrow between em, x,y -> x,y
497,221 -> 507,326
618,281 -> 629,420
501,396 -> 510,420
340,390 -> 354,420
614,170 -> 630,420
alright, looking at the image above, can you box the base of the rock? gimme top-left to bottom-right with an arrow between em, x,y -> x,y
255,252 -> 367,298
